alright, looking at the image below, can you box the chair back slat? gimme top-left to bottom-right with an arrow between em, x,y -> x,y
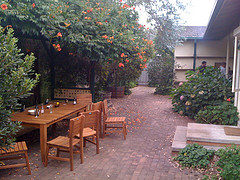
92,101 -> 102,111
80,110 -> 99,129
77,93 -> 92,110
69,115 -> 85,138
103,99 -> 108,121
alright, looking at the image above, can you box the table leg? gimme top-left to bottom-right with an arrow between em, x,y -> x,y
40,125 -> 47,164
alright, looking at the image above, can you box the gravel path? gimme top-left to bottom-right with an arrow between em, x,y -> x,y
1,86 -> 202,180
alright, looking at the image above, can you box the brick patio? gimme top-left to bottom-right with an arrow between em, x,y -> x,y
0,86 -> 203,180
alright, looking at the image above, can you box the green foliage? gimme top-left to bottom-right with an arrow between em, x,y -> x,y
215,145 -> 240,180
1,0 -> 154,91
148,51 -> 174,95
0,26 -> 39,149
195,102 -> 239,125
170,66 -> 234,119
175,144 -> 214,169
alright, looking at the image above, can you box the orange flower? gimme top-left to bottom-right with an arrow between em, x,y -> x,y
136,46 -> 139,49
139,55 -> 143,59
64,22 -> 71,27
119,63 -> 124,67
125,59 -> 129,63
102,35 -> 108,39
227,98 -> 231,102
147,40 -> 153,45
57,32 -> 62,37
57,48 -> 62,52
32,3 -> 35,8
1,4 -> 8,10
143,59 -> 147,62
121,53 -> 125,57
137,53 -> 140,56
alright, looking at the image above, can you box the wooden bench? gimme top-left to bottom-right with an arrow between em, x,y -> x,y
0,141 -> 31,175
54,88 -> 91,100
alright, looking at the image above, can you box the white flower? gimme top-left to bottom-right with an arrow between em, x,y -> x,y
198,91 -> 204,95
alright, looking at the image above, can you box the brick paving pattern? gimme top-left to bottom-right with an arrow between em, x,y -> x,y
0,86 -> 203,180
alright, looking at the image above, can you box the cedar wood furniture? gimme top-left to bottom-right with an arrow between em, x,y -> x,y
102,99 -> 127,140
45,115 -> 85,171
54,88 -> 90,100
91,101 -> 103,138
0,141 -> 31,174
77,110 -> 100,155
77,93 -> 92,111
11,102 -> 87,163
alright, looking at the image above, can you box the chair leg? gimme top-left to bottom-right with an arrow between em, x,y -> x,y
80,140 -> 84,164
56,148 -> 60,157
24,151 -> 31,175
45,145 -> 50,167
70,148 -> 74,171
103,123 -> 106,138
123,122 -> 127,140
96,134 -> 99,154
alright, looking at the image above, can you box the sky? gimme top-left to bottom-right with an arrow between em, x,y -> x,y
139,0 -> 216,27
180,0 -> 216,26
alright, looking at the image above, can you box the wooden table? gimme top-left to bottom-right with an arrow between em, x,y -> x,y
11,102 -> 87,163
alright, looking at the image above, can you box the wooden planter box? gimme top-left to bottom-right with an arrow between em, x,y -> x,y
108,86 -> 125,98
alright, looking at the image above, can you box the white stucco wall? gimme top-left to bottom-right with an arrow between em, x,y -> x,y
174,36 -> 234,82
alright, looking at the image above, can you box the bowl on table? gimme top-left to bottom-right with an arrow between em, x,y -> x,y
28,109 -> 36,116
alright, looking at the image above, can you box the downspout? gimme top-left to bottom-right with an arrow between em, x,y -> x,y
226,35 -> 230,78
193,39 -> 197,71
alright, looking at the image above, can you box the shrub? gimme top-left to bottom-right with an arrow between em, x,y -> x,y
148,52 -> 174,95
195,102 -> 239,125
215,145 -> 240,180
170,66 -> 234,119
175,144 -> 214,169
0,26 -> 39,149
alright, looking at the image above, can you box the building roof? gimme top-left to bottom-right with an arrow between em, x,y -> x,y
181,26 -> 207,39
204,0 -> 240,40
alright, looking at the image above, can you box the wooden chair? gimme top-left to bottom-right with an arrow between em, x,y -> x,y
91,101 -> 103,138
77,110 -> 100,154
45,115 -> 85,171
102,99 -> 127,140
0,141 -> 31,175
77,93 -> 92,111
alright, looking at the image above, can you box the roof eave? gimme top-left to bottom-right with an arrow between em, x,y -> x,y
203,0 -> 224,39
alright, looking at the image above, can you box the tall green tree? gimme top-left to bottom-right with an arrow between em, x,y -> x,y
0,26 -> 39,149
0,0 -> 154,92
